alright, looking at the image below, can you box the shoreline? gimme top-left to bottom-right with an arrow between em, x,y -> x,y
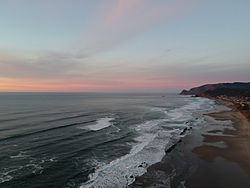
130,98 -> 250,188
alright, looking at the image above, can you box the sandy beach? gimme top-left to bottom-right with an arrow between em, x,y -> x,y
130,102 -> 250,188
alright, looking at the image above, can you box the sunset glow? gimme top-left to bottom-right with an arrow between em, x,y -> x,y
0,0 -> 249,92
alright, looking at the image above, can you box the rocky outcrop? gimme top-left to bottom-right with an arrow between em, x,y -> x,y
180,82 -> 250,97
180,82 -> 250,122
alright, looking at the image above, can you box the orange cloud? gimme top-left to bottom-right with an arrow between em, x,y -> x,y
0,78 -> 113,92
0,75 -> 196,92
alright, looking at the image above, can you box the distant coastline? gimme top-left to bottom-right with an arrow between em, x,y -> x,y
131,82 -> 250,187
180,82 -> 250,122
179,82 -> 250,187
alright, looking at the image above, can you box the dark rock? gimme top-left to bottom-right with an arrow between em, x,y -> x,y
166,144 -> 177,153
180,127 -> 188,135
180,89 -> 189,95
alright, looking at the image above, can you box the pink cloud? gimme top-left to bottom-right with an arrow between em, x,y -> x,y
82,0 -> 197,55
106,0 -> 193,25
105,0 -> 143,25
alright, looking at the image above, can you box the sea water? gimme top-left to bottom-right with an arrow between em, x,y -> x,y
0,93 -> 215,188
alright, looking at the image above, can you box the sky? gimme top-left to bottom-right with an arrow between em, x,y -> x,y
0,0 -> 249,92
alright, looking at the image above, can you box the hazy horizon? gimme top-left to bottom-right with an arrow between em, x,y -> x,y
0,0 -> 250,92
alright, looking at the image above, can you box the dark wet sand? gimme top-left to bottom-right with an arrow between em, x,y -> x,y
130,106 -> 250,188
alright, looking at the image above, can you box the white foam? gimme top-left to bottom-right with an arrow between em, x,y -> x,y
81,97 -> 216,188
81,120 -> 175,188
1,155 -> 58,183
150,107 -> 166,112
10,151 -> 29,159
83,117 -> 114,131
0,168 -> 15,183
82,124 -> 187,187
167,97 -> 214,122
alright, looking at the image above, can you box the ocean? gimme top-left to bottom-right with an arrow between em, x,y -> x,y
0,93 -> 215,188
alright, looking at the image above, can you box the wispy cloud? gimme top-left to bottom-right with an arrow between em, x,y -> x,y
1,0 -> 249,92
0,51 -> 80,79
80,0 -> 195,56
0,0 -> 196,80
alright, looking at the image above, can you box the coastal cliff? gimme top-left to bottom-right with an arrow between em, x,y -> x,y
180,82 -> 250,120
180,82 -> 250,97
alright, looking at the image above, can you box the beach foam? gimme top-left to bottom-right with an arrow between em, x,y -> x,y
81,121 -> 175,188
81,97 -> 215,188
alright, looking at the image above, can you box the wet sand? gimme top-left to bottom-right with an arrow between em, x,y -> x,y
130,104 -> 250,188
